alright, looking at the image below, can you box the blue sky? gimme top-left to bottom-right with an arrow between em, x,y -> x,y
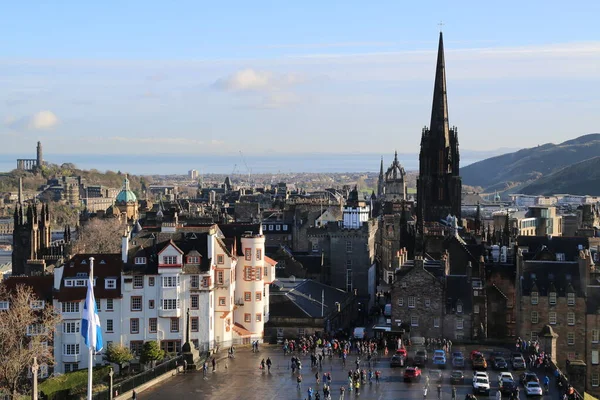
1,1 -> 599,156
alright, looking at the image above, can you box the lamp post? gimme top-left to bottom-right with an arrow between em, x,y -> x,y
108,367 -> 114,400
31,357 -> 39,400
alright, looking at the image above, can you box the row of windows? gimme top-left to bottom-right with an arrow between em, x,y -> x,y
529,331 -> 576,345
408,316 -> 463,329
244,313 -> 263,323
242,291 -> 263,303
243,267 -> 264,281
62,300 -> 115,313
531,311 -> 576,325
244,248 -> 263,261
530,292 -> 576,305
262,224 -> 288,232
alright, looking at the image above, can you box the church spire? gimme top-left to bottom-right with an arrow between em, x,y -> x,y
377,156 -> 385,198
430,31 -> 450,147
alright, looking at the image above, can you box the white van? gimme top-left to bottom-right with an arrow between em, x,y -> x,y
353,327 -> 366,339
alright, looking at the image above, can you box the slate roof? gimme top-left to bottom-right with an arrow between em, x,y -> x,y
445,275 -> 473,313
1,275 -> 54,302
520,260 -> 582,297
293,255 -> 324,274
217,223 -> 261,256
55,254 -> 123,302
395,259 -> 444,280
517,236 -> 592,262
269,278 -> 353,319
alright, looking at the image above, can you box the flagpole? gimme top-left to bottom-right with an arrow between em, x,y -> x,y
88,256 -> 94,400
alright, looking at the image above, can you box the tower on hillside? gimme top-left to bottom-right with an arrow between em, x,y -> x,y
416,32 -> 462,238
36,141 -> 43,169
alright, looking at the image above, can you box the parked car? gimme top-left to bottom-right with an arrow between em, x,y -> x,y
396,347 -> 407,358
391,354 -> 405,368
434,349 -> 446,357
450,370 -> 465,384
452,351 -> 464,359
433,355 -> 447,369
497,372 -> 515,385
493,357 -> 508,370
470,350 -> 483,360
512,353 -> 526,370
452,356 -> 465,369
525,381 -> 543,397
428,369 -> 443,383
490,351 -> 504,362
520,372 -> 539,386
472,354 -> 488,370
414,349 -> 428,367
473,375 -> 491,395
404,367 -> 422,382
474,371 -> 490,380
500,379 -> 518,395
416,349 -> 428,362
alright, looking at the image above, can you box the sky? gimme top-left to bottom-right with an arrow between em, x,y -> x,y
1,1 -> 599,157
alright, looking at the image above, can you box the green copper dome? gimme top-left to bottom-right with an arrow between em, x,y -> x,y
116,175 -> 137,203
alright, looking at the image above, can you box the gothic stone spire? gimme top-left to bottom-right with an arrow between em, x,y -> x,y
430,31 -> 450,148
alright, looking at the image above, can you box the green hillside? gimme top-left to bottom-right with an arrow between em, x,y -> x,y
519,156 -> 600,196
461,133 -> 600,193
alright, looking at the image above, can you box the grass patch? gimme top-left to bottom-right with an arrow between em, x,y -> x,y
40,366 -> 111,398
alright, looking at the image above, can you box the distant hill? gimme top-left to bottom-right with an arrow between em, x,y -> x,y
519,156 -> 600,196
461,133 -> 600,195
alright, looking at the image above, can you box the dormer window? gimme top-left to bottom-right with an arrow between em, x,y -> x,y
135,257 -> 146,265
30,300 -> 45,310
531,291 -> 539,305
567,293 -> 575,306
549,291 -> 557,305
556,253 -> 565,261
105,278 -> 117,289
456,303 -> 463,313
163,256 -> 177,265
187,256 -> 200,264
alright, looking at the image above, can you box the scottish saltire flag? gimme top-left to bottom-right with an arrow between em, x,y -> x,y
81,276 -> 103,352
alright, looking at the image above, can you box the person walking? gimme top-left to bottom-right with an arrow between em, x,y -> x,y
212,357 -> 216,372
423,386 -> 428,400
451,386 -> 457,400
297,374 -> 303,390
307,387 -> 314,400
266,357 -> 272,372
339,386 -> 345,400
132,390 -> 137,400
202,361 -> 208,379
496,389 -> 502,400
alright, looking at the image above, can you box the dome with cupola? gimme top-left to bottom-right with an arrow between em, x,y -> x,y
116,175 -> 137,204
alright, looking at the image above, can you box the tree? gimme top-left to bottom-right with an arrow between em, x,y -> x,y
104,344 -> 133,374
0,283 -> 61,397
73,218 -> 124,254
139,341 -> 165,367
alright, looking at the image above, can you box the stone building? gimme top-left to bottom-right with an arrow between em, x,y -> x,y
486,263 -> 517,339
585,286 -> 600,397
391,257 -> 445,338
115,175 -> 139,220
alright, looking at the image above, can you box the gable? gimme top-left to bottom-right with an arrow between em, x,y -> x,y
158,243 -> 183,257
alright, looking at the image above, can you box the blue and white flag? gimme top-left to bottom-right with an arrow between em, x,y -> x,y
81,276 -> 103,352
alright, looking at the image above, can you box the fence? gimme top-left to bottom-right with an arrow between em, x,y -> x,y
92,356 -> 182,400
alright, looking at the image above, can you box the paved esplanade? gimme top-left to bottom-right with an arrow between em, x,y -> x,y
140,345 -> 560,400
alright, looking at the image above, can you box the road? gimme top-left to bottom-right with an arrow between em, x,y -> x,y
139,345 -> 560,400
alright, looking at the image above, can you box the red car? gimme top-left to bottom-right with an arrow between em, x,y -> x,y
470,350 -> 483,360
404,367 -> 422,382
396,348 -> 407,358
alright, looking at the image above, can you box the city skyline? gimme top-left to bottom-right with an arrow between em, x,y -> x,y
1,1 -> 599,155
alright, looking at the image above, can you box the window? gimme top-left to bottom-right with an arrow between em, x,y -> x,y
187,256 -> 200,264
593,373 -> 600,387
244,292 -> 251,302
549,292 -> 557,305
593,329 -> 600,343
549,311 -> 557,325
244,267 -> 254,281
95,299 -> 101,312
424,298 -> 431,307
131,296 -> 142,311
130,318 -> 139,334
75,279 -> 86,287
160,340 -> 182,354
408,296 -> 416,308
593,351 -> 599,365
63,344 -> 80,356
133,275 -> 144,288
162,276 -> 179,287
64,279 -> 73,287
567,332 -> 575,345
64,363 -> 78,373
190,275 -> 200,289
219,297 -> 226,306
106,319 -> 113,332
531,331 -> 539,341
346,268 -> 352,292
245,313 -> 251,323
531,292 -> 539,305
397,298 -> 404,307
62,302 -> 80,313
283,225 -> 288,231
191,317 -> 199,332
456,318 -> 464,330
202,277 -> 211,287
191,295 -> 199,309
149,299 -> 155,309
531,311 -> 539,324
149,318 -> 157,333
254,268 -> 262,281
346,240 -> 352,253
256,292 -> 262,302
567,293 -> 575,306
105,278 -> 117,289
217,270 -> 224,284
149,277 -> 155,286
474,305 -> 480,314
170,318 -> 179,332
30,300 -> 44,309
0,301 -> 9,310
217,254 -> 224,264
134,257 -> 146,265
269,225 -> 274,231
245,248 -> 251,261
411,316 -> 419,326
162,299 -> 180,310
265,267 -> 268,277
567,312 -> 575,325
256,313 -> 262,322
456,303 -> 463,313
130,341 -> 143,356
163,256 -> 177,265
433,317 -> 440,328
63,322 -> 80,334
472,280 -> 483,289
106,299 -> 114,311
256,249 -> 262,260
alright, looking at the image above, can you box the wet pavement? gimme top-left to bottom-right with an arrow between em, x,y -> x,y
139,345 -> 561,400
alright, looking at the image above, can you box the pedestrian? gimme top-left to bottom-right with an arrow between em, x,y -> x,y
452,386 -> 457,400
202,361 -> 208,378
261,358 -> 266,370
297,374 -> 303,390
423,386 -> 428,399
132,390 -> 137,400
266,357 -> 272,372
496,389 -> 501,400
339,386 -> 345,400
307,387 -> 314,400
183,359 -> 187,373
212,357 -> 216,372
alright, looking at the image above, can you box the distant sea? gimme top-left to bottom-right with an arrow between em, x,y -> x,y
0,153 -> 481,176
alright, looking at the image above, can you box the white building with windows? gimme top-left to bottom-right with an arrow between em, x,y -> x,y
52,223 -> 275,373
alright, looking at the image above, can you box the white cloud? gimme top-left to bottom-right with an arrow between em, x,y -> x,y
5,110 -> 59,131
212,69 -> 303,92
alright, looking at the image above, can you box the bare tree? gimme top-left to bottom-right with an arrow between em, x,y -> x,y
0,284 -> 61,397
73,218 -> 124,254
